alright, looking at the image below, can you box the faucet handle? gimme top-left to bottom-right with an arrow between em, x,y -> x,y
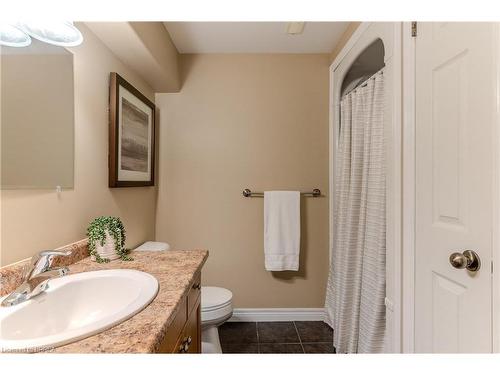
37,250 -> 72,259
26,250 -> 72,279
31,250 -> 71,265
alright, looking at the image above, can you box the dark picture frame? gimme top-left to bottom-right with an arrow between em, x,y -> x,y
109,72 -> 155,187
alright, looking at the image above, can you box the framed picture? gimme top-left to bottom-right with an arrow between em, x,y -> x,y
109,72 -> 155,187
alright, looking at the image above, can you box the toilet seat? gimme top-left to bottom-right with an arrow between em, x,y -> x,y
201,287 -> 233,324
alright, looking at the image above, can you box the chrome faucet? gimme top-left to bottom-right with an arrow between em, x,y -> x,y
1,250 -> 71,307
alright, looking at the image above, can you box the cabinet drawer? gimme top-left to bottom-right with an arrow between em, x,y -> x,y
156,297 -> 187,353
187,272 -> 201,315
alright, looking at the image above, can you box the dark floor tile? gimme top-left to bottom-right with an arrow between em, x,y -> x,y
259,343 -> 304,354
219,322 -> 258,344
257,322 -> 300,343
302,343 -> 336,354
221,343 -> 259,354
294,321 -> 333,343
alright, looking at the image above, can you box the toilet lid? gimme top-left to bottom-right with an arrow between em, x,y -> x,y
201,286 -> 232,311
134,241 -> 170,251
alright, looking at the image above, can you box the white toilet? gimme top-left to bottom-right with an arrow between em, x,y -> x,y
200,286 -> 233,353
134,242 -> 233,353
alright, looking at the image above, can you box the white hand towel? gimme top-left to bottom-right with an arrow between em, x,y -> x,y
264,191 -> 301,271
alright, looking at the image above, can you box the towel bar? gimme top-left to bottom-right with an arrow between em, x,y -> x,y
242,188 -> 321,197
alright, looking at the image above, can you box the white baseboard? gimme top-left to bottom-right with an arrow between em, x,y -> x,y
228,308 -> 326,322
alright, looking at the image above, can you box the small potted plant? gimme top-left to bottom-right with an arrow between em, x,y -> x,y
87,216 -> 133,263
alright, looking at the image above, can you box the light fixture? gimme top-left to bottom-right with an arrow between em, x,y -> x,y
0,23 -> 31,47
21,21 -> 83,47
286,22 -> 305,35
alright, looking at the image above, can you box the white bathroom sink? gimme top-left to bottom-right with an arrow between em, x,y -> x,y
0,269 -> 158,352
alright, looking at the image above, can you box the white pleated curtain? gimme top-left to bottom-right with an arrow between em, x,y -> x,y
324,70 -> 386,353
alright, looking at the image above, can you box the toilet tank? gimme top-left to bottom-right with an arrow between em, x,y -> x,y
134,241 -> 171,251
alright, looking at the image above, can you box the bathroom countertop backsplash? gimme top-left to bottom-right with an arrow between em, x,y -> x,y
0,240 -> 209,353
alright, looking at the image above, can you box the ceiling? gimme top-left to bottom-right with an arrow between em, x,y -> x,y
163,22 -> 350,53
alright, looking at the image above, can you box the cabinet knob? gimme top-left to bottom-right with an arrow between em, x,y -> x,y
178,336 -> 192,353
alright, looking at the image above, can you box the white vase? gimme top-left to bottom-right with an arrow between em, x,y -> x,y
92,230 -> 120,261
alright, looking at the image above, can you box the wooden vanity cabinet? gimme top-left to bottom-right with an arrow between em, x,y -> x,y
157,272 -> 202,354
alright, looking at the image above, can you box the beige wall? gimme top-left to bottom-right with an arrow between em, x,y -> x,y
330,22 -> 361,64
0,23 -> 157,266
156,54 -> 330,308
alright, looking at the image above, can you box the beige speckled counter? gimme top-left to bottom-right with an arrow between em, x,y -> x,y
51,249 -> 208,353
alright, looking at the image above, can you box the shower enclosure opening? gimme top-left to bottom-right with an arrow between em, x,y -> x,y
325,37 -> 387,354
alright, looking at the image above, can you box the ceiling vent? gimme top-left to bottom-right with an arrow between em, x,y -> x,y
286,22 -> 305,35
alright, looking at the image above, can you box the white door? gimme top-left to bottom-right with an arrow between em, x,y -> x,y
415,22 -> 496,353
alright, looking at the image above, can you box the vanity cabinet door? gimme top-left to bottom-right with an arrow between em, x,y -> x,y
185,301 -> 201,353
174,295 -> 201,353
156,298 -> 188,353
156,275 -> 202,354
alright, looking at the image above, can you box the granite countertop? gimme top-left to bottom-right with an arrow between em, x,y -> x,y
52,249 -> 208,353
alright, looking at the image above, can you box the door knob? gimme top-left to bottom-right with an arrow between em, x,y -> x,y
449,250 -> 481,272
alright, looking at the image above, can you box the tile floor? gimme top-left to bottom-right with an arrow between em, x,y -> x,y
219,321 -> 335,354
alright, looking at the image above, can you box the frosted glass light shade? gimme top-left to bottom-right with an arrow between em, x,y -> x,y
0,23 -> 31,47
21,21 -> 83,47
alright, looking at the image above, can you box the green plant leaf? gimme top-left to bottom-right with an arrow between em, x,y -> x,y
86,216 -> 132,262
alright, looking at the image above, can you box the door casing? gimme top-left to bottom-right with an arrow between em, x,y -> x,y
329,22 -> 402,353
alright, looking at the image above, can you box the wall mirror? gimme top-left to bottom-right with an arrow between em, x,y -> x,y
1,39 -> 74,189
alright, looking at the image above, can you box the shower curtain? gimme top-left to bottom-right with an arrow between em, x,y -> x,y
324,70 -> 386,353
